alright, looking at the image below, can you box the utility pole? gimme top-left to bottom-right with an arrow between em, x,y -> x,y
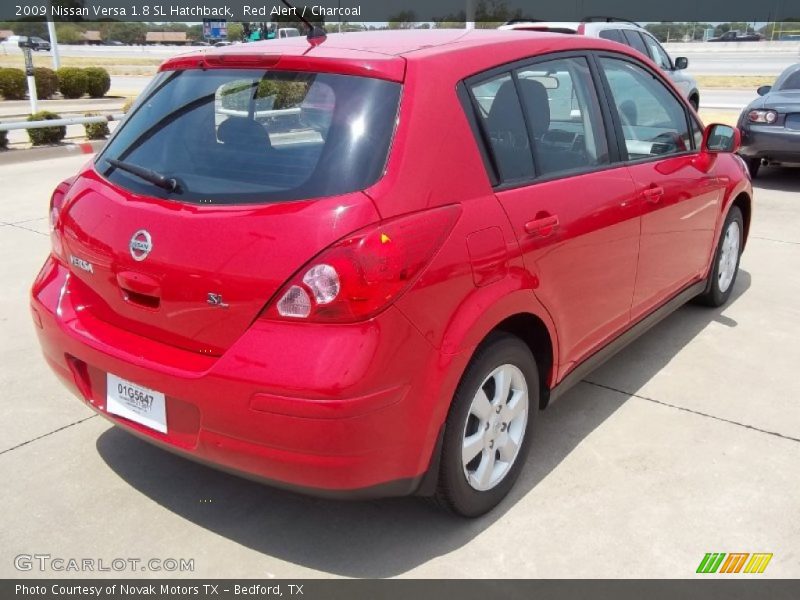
20,41 -> 38,114
466,0 -> 475,30
47,4 -> 60,70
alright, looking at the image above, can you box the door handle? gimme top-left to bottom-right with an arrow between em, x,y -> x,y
642,185 -> 665,204
524,215 -> 559,237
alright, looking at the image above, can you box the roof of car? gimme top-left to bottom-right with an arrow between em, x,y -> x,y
161,29 -> 642,83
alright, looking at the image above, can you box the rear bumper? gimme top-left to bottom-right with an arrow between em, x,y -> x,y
739,125 -> 800,163
31,256 -> 463,497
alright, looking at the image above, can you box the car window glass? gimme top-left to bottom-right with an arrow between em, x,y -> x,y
216,78 -> 335,148
690,115 -> 703,150
599,29 -> 624,43
778,70 -> 800,90
470,73 -> 535,181
641,34 -> 672,70
600,57 -> 691,159
97,69 -> 400,204
621,30 -> 649,57
516,56 -> 609,177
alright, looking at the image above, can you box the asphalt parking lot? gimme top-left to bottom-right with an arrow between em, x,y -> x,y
1,155 -> 799,578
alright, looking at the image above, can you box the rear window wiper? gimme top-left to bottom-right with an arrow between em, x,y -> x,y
106,158 -> 180,193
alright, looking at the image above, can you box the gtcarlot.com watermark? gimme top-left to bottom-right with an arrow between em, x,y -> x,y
14,554 -> 194,573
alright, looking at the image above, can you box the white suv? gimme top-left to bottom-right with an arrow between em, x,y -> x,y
499,19 -> 700,109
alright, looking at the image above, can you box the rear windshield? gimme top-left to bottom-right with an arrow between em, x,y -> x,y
96,69 -> 401,204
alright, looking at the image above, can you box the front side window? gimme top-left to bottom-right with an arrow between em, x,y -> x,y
97,69 -> 401,204
641,33 -> 673,70
600,57 -> 691,160
515,56 -> 609,177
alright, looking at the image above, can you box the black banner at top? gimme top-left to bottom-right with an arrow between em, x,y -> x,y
1,0 -> 798,24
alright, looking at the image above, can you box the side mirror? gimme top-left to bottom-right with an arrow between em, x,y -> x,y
756,85 -> 772,96
674,56 -> 688,70
702,123 -> 740,154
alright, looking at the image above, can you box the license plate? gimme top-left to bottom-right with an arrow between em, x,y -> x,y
106,373 -> 167,433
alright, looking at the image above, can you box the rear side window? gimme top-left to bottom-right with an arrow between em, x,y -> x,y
97,69 -> 401,204
598,29 -> 625,43
621,30 -> 649,57
515,57 -> 609,177
471,74 -> 535,181
600,57 -> 691,159
778,70 -> 800,90
469,57 -> 609,184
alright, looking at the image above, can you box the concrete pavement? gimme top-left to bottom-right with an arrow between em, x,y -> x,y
0,156 -> 799,578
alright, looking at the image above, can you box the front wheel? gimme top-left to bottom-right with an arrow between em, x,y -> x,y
697,206 -> 743,307
434,333 -> 538,517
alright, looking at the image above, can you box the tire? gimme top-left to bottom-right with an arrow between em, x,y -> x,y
697,206 -> 744,307
434,332 -> 538,517
689,94 -> 699,111
746,158 -> 761,179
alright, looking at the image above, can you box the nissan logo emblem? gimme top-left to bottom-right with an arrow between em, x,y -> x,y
129,230 -> 153,262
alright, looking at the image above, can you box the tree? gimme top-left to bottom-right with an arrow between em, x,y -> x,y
226,22 -> 244,42
97,22 -> 147,44
0,20 -> 47,38
434,0 -> 521,29
388,11 -> 417,29
54,23 -> 83,44
760,20 -> 800,40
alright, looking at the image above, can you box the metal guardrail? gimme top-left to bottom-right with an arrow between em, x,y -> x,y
0,113 -> 125,131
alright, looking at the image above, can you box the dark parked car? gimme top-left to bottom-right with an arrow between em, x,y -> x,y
16,35 -> 51,51
29,36 -> 51,51
738,63 -> 800,177
708,31 -> 762,42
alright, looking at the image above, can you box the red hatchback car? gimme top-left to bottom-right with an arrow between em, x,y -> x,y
31,30 -> 751,516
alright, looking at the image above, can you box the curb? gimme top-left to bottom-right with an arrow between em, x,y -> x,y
0,140 -> 105,166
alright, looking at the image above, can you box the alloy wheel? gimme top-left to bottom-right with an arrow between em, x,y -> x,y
461,364 -> 529,492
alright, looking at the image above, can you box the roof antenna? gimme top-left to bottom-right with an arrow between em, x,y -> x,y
280,0 -> 327,44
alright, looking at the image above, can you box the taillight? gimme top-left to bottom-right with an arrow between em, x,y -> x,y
263,205 -> 461,323
49,176 -> 76,260
748,109 -> 777,124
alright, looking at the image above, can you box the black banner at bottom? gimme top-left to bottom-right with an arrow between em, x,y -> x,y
4,579 -> 800,600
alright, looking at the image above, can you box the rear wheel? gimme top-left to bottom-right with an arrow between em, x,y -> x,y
434,333 -> 538,517
689,94 -> 699,111
697,206 -> 743,307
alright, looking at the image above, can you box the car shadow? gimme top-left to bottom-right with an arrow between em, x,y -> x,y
753,165 -> 800,192
96,271 -> 751,578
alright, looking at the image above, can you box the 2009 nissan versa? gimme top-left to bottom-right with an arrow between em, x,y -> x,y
31,29 -> 752,517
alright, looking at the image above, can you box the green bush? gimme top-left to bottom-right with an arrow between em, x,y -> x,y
33,67 -> 59,99
83,67 -> 110,98
83,113 -> 109,140
0,130 -> 7,150
0,68 -> 27,100
57,67 -> 88,99
27,111 -> 66,146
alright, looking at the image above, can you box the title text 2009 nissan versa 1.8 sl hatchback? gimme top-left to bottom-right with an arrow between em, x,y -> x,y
31,30 -> 752,517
